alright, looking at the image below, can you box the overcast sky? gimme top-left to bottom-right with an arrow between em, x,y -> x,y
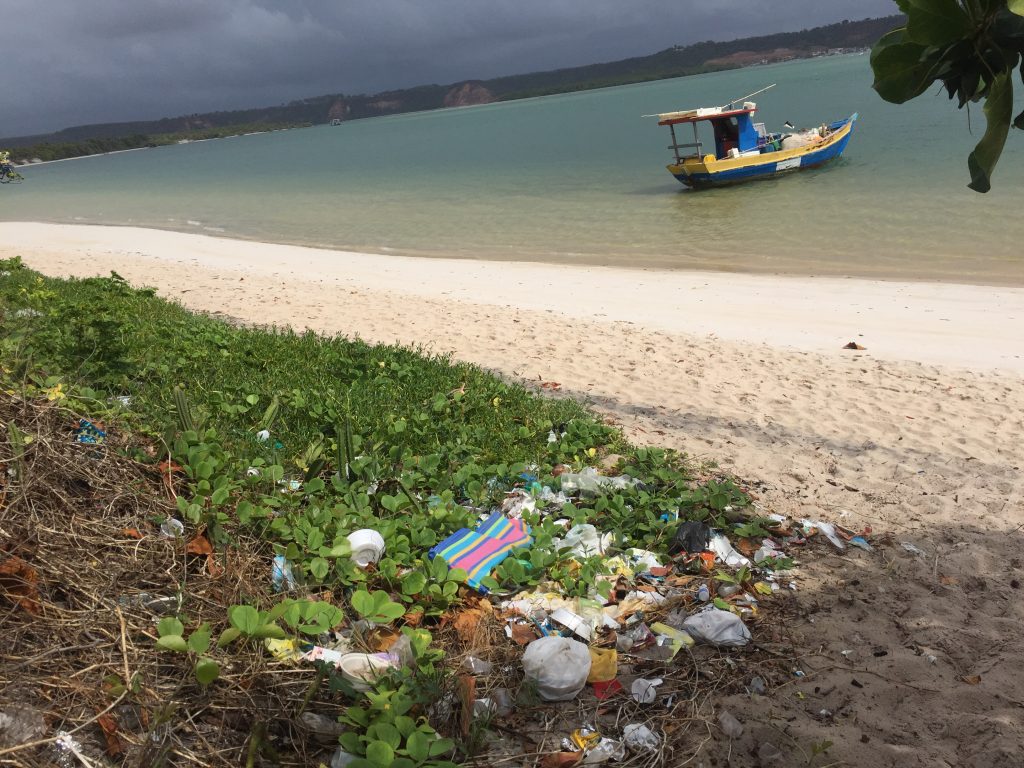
2,0 -> 896,137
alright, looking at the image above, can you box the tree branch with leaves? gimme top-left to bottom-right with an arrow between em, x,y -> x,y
871,0 -> 1024,192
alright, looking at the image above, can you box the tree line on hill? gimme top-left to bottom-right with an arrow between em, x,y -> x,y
4,15 -> 901,164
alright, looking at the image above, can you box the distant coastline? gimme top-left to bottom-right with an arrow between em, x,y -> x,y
4,15 -> 899,164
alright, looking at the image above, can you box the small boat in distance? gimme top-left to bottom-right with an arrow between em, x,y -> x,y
653,85 -> 856,189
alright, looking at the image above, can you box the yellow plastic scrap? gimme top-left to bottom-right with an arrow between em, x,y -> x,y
587,646 -> 618,683
265,638 -> 302,662
603,556 -> 635,579
649,622 -> 694,659
571,728 -> 602,751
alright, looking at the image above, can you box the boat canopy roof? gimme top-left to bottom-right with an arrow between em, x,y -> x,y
657,106 -> 756,127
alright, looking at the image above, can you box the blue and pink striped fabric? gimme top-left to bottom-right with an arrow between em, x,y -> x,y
429,512 -> 532,592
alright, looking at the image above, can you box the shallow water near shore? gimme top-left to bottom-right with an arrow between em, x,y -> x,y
3,55 -> 1022,284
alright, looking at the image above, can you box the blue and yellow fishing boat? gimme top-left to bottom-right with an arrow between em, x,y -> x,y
655,85 -> 856,189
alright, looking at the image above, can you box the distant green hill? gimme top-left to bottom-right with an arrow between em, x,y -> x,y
4,15 -> 900,163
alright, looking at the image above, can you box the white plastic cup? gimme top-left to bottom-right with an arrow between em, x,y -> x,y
347,529 -> 386,567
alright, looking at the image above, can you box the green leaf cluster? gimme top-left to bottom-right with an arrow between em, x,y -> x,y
871,1 -> 1024,191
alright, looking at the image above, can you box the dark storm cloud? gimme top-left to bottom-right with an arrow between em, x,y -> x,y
2,0 -> 896,136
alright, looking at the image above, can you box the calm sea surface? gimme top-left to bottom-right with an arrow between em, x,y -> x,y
3,56 -> 1022,284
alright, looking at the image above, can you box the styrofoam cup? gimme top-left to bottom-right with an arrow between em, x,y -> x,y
347,529 -> 385,567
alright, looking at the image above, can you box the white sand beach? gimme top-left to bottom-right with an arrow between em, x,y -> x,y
4,221 -> 1024,766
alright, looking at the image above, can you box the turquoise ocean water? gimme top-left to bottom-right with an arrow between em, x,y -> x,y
2,55 -> 1022,284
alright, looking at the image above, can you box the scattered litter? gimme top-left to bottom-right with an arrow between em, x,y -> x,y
682,608 -> 751,647
753,538 -> 784,563
586,646 -> 617,683
558,467 -> 639,497
630,677 -> 663,704
558,524 -> 612,558
592,679 -> 624,699
801,519 -> 846,550
159,518 -> 184,538
462,656 -> 493,675
758,741 -> 786,764
330,748 -> 359,768
336,653 -> 396,692
0,705 -> 47,749
117,592 -> 179,615
668,520 -> 711,556
271,555 -> 297,592
550,607 -> 594,641
522,636 -> 591,701
708,532 -> 750,567
718,710 -> 744,739
749,676 -> 767,695
849,536 -> 874,552
648,622 -> 694,658
347,529 -> 386,567
74,418 -> 106,445
256,429 -> 270,441
623,723 -> 660,752
580,737 -> 625,764
429,512 -> 532,592
900,541 -> 927,557
54,731 -> 91,768
297,711 -> 347,743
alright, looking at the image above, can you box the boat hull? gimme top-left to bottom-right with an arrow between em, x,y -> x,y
668,114 -> 856,189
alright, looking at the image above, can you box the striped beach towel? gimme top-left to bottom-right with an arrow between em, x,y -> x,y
429,512 -> 532,592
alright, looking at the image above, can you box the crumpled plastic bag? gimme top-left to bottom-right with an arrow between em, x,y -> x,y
631,677 -> 663,704
587,646 -> 617,683
522,636 -> 592,701
708,533 -> 750,567
668,520 -> 711,555
559,524 -> 612,558
682,608 -> 751,647
623,723 -> 660,751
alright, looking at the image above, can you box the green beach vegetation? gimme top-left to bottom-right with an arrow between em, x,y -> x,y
0,259 -> 762,765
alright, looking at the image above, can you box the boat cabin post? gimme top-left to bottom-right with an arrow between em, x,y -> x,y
667,121 -> 702,164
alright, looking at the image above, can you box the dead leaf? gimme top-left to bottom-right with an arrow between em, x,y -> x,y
403,608 -> 424,627
96,712 -> 125,757
185,535 -> 213,556
185,534 -> 223,577
735,539 -> 759,557
960,674 -> 982,685
452,609 -> 485,645
939,575 -> 958,586
509,621 -> 538,646
842,341 -> 867,350
122,528 -> 144,540
0,556 -> 41,615
540,381 -> 561,391
368,627 -> 400,653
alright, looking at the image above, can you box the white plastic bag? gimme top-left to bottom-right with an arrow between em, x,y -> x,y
559,524 -> 611,558
682,608 -> 751,647
623,723 -> 660,752
521,636 -> 591,701
631,677 -> 663,704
